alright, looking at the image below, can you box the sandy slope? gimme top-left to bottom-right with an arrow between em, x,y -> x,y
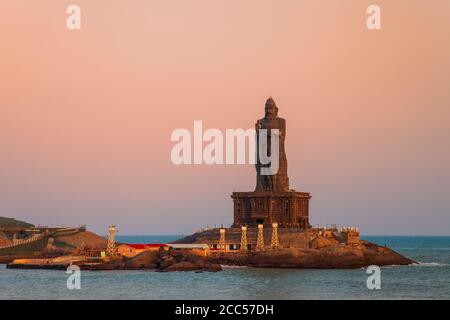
54,231 -> 106,249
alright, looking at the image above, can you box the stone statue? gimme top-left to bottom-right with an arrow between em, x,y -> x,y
232,97 -> 310,228
255,97 -> 289,192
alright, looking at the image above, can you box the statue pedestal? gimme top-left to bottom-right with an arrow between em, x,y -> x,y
231,190 -> 311,228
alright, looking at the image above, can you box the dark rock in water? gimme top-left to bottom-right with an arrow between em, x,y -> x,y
158,255 -> 176,269
120,250 -> 217,272
185,253 -> 206,267
204,264 -> 222,272
172,252 -> 186,263
166,261 -> 202,272
124,251 -> 159,269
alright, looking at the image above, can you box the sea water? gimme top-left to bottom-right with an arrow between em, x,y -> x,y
0,236 -> 449,300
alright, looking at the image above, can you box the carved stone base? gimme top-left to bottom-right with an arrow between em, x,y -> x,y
231,191 -> 311,228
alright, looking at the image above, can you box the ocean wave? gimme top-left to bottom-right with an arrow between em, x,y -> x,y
397,248 -> 450,251
410,262 -> 448,267
221,265 -> 248,269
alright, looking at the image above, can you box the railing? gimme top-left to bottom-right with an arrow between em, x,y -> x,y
53,227 -> 81,237
0,226 -> 85,250
0,234 -> 45,250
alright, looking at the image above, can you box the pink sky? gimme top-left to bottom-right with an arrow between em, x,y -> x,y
1,0 -> 449,235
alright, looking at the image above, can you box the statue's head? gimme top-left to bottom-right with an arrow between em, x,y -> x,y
265,97 -> 278,118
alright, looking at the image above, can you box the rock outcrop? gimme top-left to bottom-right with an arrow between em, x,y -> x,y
78,251 -> 222,272
173,229 -> 414,268
207,241 -> 414,269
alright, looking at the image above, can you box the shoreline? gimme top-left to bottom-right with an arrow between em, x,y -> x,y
5,239 -> 415,272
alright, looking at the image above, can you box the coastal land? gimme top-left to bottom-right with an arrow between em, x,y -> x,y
1,218 -> 414,271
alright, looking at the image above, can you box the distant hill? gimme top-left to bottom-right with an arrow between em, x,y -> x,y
0,217 -> 34,229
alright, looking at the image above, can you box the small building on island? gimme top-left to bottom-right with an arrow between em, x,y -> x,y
339,227 -> 360,245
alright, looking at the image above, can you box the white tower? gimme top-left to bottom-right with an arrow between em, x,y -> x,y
240,225 -> 248,252
106,225 -> 118,256
219,228 -> 226,251
256,224 -> 265,251
271,222 -> 279,249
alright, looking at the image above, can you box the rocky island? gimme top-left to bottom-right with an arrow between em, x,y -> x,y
1,98 -> 415,271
